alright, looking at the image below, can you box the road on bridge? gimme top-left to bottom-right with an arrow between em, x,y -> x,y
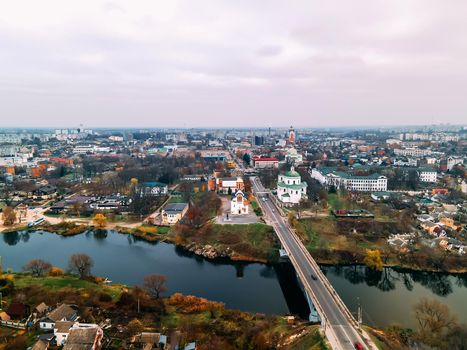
251,176 -> 376,350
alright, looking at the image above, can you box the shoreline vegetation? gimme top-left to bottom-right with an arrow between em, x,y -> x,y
3,270 -> 420,350
1,271 -> 330,350
1,222 -> 466,274
4,271 -> 459,350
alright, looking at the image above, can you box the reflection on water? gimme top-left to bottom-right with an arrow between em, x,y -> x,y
0,230 -> 294,316
1,231 -> 465,328
322,265 -> 467,327
322,264 -> 463,297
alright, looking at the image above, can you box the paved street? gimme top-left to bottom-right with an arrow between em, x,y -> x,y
251,177 -> 375,350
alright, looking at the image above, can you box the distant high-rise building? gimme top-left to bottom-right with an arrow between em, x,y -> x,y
254,135 -> 264,146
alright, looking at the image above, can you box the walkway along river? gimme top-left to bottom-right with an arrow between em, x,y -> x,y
1,230 -> 466,329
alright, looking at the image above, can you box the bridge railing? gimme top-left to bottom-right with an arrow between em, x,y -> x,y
252,178 -> 378,350
265,214 -> 339,349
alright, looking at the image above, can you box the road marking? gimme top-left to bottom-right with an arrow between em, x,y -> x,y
251,178 -> 369,349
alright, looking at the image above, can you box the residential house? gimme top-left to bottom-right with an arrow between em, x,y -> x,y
161,203 -> 189,225
439,217 -> 461,231
35,302 -> 49,316
31,334 -> 55,350
55,321 -> 76,346
40,304 -> 78,330
63,326 -> 103,350
34,185 -> 58,200
420,221 -> 442,236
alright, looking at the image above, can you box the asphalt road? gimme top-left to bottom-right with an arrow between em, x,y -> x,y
251,177 -> 371,350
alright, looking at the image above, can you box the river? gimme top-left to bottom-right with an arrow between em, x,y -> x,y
1,230 -> 466,329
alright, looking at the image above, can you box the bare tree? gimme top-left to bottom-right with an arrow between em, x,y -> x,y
69,253 -> 94,279
23,259 -> 52,277
72,201 -> 83,217
144,274 -> 167,299
413,297 -> 458,347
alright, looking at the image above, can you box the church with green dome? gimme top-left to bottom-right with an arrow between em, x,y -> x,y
277,166 -> 307,205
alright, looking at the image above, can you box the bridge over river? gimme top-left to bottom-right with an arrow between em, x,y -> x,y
251,176 -> 377,350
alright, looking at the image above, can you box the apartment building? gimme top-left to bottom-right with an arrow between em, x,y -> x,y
310,167 -> 387,192
418,168 -> 437,183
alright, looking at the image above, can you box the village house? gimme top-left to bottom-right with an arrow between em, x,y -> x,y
420,221 -> 443,236
34,302 -> 49,317
31,334 -> 54,350
63,325 -> 103,350
439,217 -> 461,231
33,185 -> 58,200
40,304 -> 78,330
161,203 -> 189,225
55,321 -> 76,346
230,190 -> 249,215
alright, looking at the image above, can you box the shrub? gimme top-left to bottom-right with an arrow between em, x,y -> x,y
98,292 -> 113,302
136,225 -> 158,235
48,267 -> 64,276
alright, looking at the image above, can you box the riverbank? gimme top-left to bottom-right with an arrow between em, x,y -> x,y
1,273 -> 419,350
290,216 -> 467,274
11,221 -> 280,263
1,272 -> 327,349
3,221 -> 466,273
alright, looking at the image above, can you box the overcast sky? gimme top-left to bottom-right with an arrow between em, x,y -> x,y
1,0 -> 466,128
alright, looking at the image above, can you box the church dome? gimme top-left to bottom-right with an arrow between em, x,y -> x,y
283,166 -> 300,178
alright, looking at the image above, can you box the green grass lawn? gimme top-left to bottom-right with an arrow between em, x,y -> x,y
294,220 -> 320,251
250,197 -> 263,217
157,226 -> 170,234
251,198 -> 259,210
13,274 -> 124,299
327,193 -> 360,211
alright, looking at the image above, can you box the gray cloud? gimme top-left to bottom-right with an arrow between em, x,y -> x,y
0,0 -> 466,128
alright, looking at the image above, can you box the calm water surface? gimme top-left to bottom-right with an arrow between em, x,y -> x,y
1,230 -> 466,328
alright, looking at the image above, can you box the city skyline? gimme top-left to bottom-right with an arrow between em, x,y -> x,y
1,0 -> 467,127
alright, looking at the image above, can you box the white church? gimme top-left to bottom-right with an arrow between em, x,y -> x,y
277,166 -> 307,205
230,190 -> 249,215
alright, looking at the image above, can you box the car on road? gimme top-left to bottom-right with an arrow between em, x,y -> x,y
354,342 -> 364,350
262,197 -> 268,202
310,273 -> 317,281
